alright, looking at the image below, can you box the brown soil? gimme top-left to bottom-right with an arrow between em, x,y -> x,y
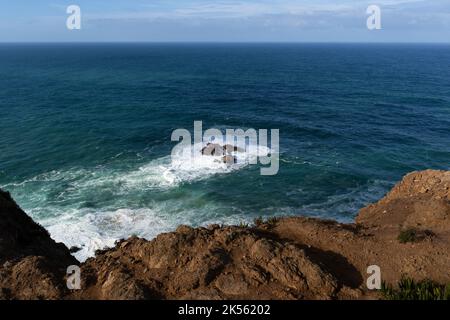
1,170 -> 450,299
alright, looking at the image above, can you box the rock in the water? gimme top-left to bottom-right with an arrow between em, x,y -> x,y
201,143 -> 241,165
201,143 -> 224,156
222,155 -> 237,165
69,246 -> 82,253
223,144 -> 244,153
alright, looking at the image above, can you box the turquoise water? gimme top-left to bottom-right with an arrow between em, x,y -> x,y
1,43 -> 450,260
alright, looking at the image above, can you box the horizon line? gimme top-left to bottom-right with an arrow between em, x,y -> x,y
1,41 -> 450,45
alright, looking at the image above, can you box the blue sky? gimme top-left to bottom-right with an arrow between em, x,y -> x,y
0,0 -> 448,42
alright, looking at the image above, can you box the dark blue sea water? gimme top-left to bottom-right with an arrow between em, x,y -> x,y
1,43 -> 450,260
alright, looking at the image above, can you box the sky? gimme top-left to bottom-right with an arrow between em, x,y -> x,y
0,0 -> 448,42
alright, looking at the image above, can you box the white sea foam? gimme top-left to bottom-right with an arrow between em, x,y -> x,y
41,207 -> 170,261
40,204 -> 249,262
6,172 -> 390,262
5,142 -> 272,261
4,143 -> 386,263
19,141 -> 271,192
155,142 -> 270,185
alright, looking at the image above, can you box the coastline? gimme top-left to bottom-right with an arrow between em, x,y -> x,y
1,169 -> 450,300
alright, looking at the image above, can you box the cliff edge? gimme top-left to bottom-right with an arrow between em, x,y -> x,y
1,170 -> 449,299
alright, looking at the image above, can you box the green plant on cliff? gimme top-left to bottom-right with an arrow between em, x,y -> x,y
398,229 -> 417,243
266,217 -> 279,226
239,221 -> 249,228
253,216 -> 264,226
253,216 -> 278,227
397,228 -> 434,244
381,277 -> 450,300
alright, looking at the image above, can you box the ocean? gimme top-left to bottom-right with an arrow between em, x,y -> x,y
1,43 -> 449,261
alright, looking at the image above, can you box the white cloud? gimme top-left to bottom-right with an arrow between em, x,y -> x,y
0,0 -> 448,42
81,0 -> 432,21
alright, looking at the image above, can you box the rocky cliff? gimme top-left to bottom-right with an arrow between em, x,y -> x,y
1,170 -> 449,299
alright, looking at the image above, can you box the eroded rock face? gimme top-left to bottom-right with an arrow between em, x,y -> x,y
1,170 -> 450,300
72,226 -> 338,300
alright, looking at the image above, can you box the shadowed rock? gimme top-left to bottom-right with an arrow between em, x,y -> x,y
0,190 -> 76,299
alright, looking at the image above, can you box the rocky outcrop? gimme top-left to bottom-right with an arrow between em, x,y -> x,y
1,170 -> 450,300
357,170 -> 450,230
70,226 -> 338,300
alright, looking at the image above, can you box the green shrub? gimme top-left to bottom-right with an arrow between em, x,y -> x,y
398,228 -> 434,243
381,277 -> 450,300
398,229 -> 417,243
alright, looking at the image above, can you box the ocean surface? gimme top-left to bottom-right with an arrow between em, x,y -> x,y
1,43 -> 450,261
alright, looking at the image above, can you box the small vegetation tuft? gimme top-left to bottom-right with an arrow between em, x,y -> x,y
253,216 -> 279,227
253,216 -> 264,227
266,217 -> 279,226
239,221 -> 249,228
